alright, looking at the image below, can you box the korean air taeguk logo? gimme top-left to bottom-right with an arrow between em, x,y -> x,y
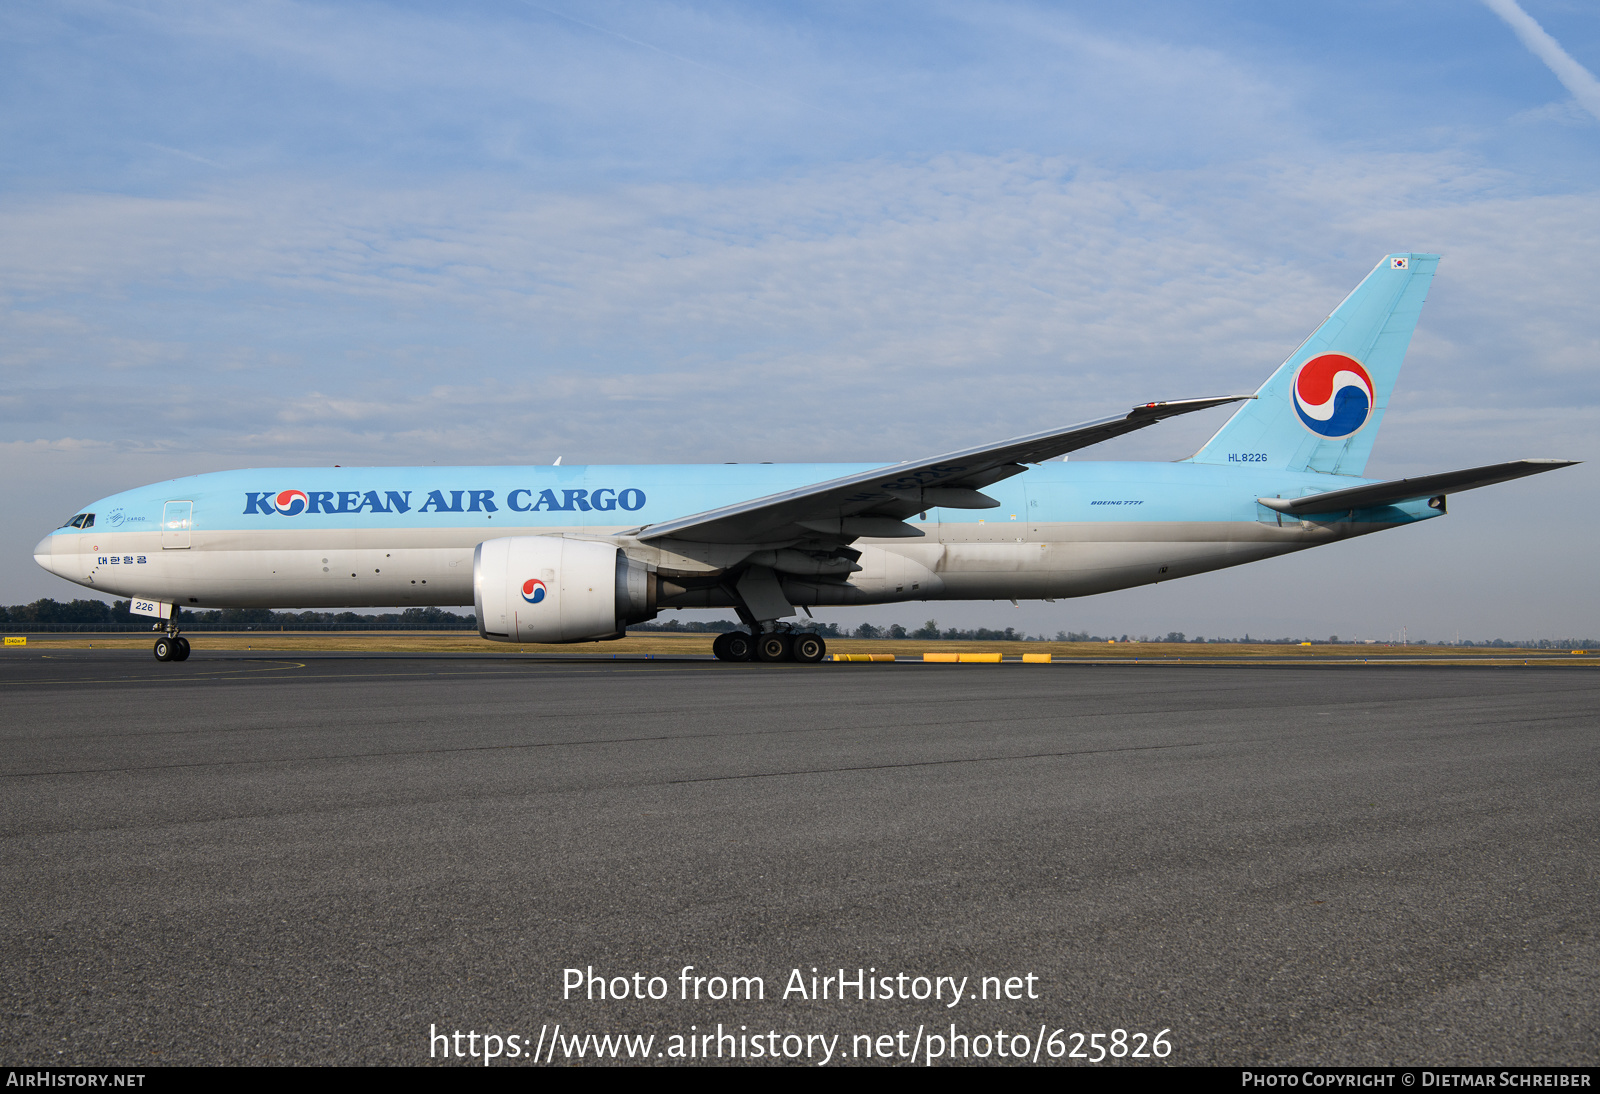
1292,354 -> 1374,439
273,490 -> 310,516
521,579 -> 547,604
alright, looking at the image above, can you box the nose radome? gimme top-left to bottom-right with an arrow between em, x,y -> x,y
33,535 -> 57,576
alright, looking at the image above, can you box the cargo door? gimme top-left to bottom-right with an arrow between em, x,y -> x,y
161,500 -> 193,549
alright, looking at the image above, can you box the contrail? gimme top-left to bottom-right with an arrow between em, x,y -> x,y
1481,0 -> 1600,123
145,143 -> 227,169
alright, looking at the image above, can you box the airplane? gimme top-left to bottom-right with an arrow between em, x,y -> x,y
33,253 -> 1576,663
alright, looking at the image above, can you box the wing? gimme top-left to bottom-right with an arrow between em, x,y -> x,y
1258,458 -> 1579,514
634,396 -> 1249,546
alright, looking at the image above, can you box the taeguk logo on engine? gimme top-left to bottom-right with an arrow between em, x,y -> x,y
273,490 -> 310,516
521,579 -> 548,605
1292,354 -> 1374,438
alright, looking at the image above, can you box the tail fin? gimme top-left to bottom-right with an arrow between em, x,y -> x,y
1188,253 -> 1438,476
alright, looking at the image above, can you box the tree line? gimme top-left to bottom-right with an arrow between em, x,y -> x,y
4,599 -> 1591,647
633,618 -> 1597,647
628,618 -> 1035,640
0,599 -> 476,631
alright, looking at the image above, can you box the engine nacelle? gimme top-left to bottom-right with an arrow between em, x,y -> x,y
474,536 -> 655,643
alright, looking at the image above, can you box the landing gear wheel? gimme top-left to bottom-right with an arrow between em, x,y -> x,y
174,636 -> 191,661
719,632 -> 755,662
756,632 -> 794,662
153,637 -> 176,662
791,632 -> 826,663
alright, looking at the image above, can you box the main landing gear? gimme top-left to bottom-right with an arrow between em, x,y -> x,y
712,631 -> 755,662
710,564 -> 825,664
712,629 -> 826,664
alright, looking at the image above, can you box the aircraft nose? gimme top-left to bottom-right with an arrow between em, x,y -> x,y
33,535 -> 57,576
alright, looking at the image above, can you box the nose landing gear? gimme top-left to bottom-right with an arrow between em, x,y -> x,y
153,635 -> 190,661
152,608 -> 191,662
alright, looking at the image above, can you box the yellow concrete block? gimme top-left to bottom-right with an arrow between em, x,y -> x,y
868,653 -> 896,662
923,652 -> 960,662
1574,650 -> 1588,655
1022,653 -> 1052,663
4,636 -> 25,646
958,652 -> 1002,663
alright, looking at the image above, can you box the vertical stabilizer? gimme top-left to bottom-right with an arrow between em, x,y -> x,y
1188,254 -> 1438,475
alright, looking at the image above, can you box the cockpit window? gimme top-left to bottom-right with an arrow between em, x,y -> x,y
60,513 -> 94,529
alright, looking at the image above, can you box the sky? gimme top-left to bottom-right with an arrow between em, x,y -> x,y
2,0 -> 1596,640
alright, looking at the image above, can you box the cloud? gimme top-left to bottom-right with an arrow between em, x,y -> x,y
2,148 -> 1596,480
1481,0 -> 1600,124
5,0 -> 1350,190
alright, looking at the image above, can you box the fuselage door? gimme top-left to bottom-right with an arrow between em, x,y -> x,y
162,501 -> 193,549
1025,477 -> 1074,539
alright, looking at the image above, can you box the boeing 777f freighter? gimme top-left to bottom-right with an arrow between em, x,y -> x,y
34,254 -> 1576,661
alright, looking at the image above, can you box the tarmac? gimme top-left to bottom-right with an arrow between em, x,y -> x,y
2,650 -> 1596,1066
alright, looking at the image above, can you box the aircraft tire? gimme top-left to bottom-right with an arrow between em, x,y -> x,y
721,632 -> 755,662
755,633 -> 793,662
791,633 -> 826,663
174,637 -> 191,661
153,637 -> 175,662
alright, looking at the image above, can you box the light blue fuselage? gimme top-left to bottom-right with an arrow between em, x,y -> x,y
33,460 -> 1437,612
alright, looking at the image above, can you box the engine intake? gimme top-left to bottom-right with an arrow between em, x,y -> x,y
474,536 -> 656,643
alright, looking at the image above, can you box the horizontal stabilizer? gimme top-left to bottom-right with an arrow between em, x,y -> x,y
1258,459 -> 1579,514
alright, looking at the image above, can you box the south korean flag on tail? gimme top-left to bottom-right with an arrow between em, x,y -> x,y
1390,256 -> 1409,269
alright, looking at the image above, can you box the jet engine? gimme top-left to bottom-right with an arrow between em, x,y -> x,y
474,536 -> 656,643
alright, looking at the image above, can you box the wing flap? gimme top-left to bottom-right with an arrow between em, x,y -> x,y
636,395 -> 1249,546
1259,459 -> 1579,514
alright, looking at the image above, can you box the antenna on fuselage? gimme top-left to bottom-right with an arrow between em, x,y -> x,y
553,456 -> 562,466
